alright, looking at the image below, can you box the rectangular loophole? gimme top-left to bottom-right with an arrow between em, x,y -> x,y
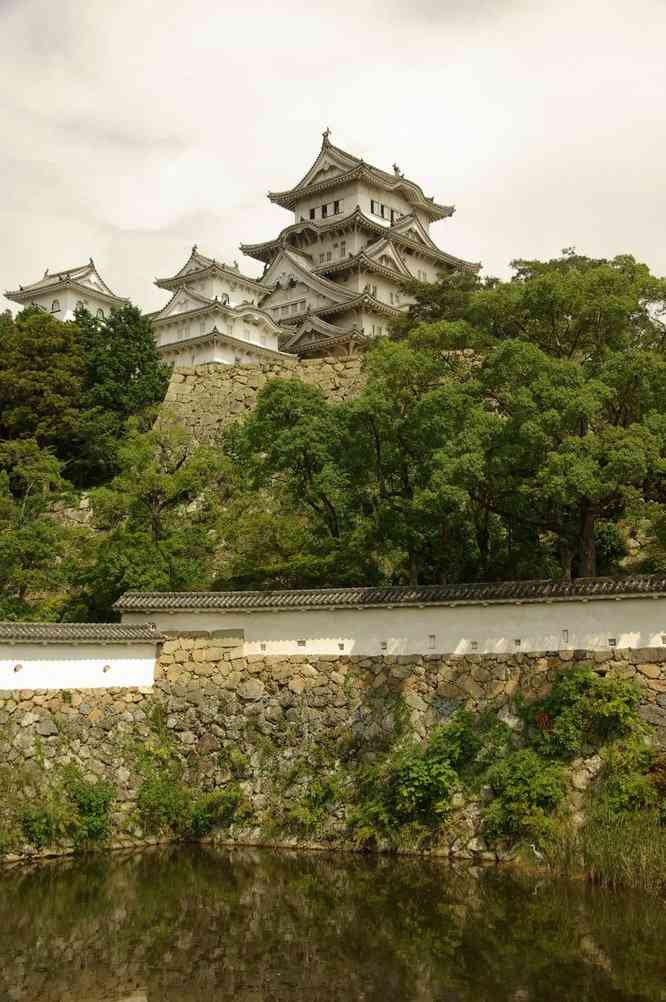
260,642 -> 266,652
380,641 -> 388,651
608,637 -> 617,648
297,639 -> 306,648
514,639 -> 521,648
428,634 -> 436,650
338,642 -> 345,651
470,641 -> 479,651
561,629 -> 569,644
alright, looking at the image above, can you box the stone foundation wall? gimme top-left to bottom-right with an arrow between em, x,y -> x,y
2,641 -> 665,860
160,356 -> 364,443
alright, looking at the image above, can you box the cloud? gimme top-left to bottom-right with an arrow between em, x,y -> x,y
2,0 -> 666,317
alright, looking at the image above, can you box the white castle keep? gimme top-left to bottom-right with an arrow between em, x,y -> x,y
5,131 -> 479,365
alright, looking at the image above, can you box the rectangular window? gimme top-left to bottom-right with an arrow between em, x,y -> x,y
309,208 -> 316,220
561,629 -> 569,644
514,638 -> 521,648
319,253 -> 325,263
380,640 -> 388,651
300,300 -> 307,312
326,251 -> 332,261
333,200 -> 340,214
608,637 -> 617,648
321,203 -> 328,218
297,639 -> 306,647
371,199 -> 377,215
290,303 -> 297,315
380,203 -> 387,218
340,241 -> 346,257
280,305 -> 289,316
470,641 -> 479,651
428,635 -> 436,649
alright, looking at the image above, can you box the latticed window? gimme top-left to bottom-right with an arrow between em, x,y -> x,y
51,299 -> 60,312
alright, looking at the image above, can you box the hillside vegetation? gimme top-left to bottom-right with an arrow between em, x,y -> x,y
2,250 -> 666,620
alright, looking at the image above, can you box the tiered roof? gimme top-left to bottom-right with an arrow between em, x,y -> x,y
267,129 -> 454,222
155,246 -> 263,293
5,259 -> 129,308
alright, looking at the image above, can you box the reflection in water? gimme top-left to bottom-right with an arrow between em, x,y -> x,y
0,847 -> 665,1001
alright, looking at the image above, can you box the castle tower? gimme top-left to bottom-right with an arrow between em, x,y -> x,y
4,259 -> 128,321
240,129 -> 479,358
148,246 -> 293,367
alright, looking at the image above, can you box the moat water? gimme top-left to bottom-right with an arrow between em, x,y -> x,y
0,847 -> 665,1002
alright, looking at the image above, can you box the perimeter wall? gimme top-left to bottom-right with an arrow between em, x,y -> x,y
2,637 -> 666,860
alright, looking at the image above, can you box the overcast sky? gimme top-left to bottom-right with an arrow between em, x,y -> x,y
1,0 -> 665,314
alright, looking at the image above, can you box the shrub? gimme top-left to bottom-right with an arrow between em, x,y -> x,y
350,735 -> 460,845
136,768 -> 193,836
63,768 -> 115,848
188,786 -> 248,838
482,749 -> 567,847
20,805 -> 66,849
525,665 -> 642,760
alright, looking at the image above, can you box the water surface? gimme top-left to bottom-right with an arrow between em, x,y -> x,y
0,847 -> 665,1001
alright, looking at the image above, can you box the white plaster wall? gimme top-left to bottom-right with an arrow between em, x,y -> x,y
28,289 -> 111,321
122,598 -> 666,657
0,643 -> 156,690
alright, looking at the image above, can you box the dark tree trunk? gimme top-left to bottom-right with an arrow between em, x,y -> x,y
579,505 -> 596,578
558,538 -> 573,582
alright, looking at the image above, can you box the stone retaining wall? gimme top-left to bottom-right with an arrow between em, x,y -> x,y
160,356 -> 364,442
2,641 -> 665,860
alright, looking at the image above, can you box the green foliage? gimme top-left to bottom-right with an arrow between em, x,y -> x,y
524,665 -> 643,760
228,250 -> 666,586
136,768 -> 193,836
0,305 -> 168,489
482,750 -> 567,847
134,716 -> 248,840
350,732 -> 460,846
16,767 -> 115,851
71,421 -> 230,618
0,439 -> 83,620
281,773 -> 344,836
62,767 -> 115,848
20,805 -> 66,849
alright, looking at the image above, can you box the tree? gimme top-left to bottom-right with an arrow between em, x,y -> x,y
0,309 -> 86,454
73,422 -> 229,619
0,440 -> 79,620
75,303 -> 169,419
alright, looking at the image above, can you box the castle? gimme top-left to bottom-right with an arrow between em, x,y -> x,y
5,131 -> 478,365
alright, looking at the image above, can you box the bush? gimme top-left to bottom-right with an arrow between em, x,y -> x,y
136,768 -> 193,836
63,768 -> 115,848
525,665 -> 642,760
188,786 -> 248,838
350,735 -> 460,845
482,749 -> 567,847
20,805 -> 67,849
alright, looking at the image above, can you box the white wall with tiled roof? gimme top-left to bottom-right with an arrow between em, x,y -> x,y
121,596 -> 666,657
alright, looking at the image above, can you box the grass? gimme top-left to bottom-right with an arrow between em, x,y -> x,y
548,810 -> 666,894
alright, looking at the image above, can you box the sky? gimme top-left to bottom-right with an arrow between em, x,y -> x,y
1,0 -> 665,314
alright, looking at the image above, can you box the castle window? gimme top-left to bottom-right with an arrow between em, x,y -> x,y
334,199 -> 341,214
309,208 -> 316,220
51,299 -> 61,313
96,308 -> 105,319
321,203 -> 328,218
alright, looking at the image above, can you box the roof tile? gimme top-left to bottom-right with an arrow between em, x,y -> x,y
114,575 -> 666,613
